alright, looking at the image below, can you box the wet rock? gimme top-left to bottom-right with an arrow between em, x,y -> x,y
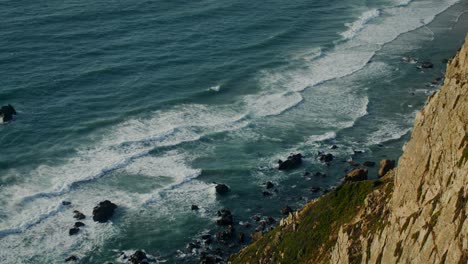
262,191 -> 272,197
319,153 -> 334,163
345,168 -> 368,182
0,104 -> 17,122
330,145 -> 339,149
216,225 -> 235,242
129,250 -> 147,264
252,215 -> 260,222
200,253 -> 221,264
74,222 -> 85,228
216,209 -> 233,226
310,187 -> 320,193
353,150 -> 364,155
186,242 -> 201,252
363,161 -> 376,167
237,232 -> 245,243
215,184 -> 230,195
62,201 -> 72,206
347,160 -> 359,167
265,181 -> 274,189
202,234 -> 212,244
314,172 -> 326,178
303,171 -> 311,176
265,216 -> 275,225
69,227 -> 80,236
280,206 -> 293,215
191,204 -> 199,210
378,159 -> 395,177
278,153 -> 303,170
73,210 -> 86,220
65,255 -> 78,262
92,200 -> 117,223
421,62 -> 434,68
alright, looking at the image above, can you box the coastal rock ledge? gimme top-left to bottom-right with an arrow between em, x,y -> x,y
230,35 -> 468,264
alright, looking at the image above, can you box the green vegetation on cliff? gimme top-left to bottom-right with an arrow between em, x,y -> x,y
230,180 -> 381,264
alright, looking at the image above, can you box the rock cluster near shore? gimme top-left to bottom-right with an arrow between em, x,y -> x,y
230,35 -> 468,264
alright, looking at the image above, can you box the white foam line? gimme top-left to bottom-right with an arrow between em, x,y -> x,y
340,9 -> 381,40
0,202 -> 64,237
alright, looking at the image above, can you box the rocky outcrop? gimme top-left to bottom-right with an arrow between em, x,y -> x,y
230,35 -> 468,264
278,153 -> 303,170
344,168 -> 368,182
92,200 -> 117,223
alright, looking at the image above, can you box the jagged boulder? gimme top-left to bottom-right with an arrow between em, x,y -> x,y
0,105 -> 17,123
278,153 -> 303,170
216,209 -> 233,226
280,206 -> 293,215
319,153 -> 334,163
129,250 -> 147,264
73,210 -> 85,220
378,159 -> 395,177
92,200 -> 117,223
344,168 -> 368,182
215,184 -> 230,195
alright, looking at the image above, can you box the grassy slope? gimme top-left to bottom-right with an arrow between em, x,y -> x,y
230,180 -> 383,264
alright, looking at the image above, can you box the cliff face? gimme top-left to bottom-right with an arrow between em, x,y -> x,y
231,35 -> 468,264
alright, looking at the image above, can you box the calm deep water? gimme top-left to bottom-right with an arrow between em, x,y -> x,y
1,0 -> 467,263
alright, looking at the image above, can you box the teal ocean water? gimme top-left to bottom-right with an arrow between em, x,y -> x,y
1,0 -> 467,263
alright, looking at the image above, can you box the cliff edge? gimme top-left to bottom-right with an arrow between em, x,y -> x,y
230,35 -> 468,264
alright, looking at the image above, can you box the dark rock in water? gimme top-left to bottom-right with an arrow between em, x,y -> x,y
314,172 -> 326,178
303,171 -> 311,176
216,209 -> 233,226
0,105 -> 17,123
201,234 -> 212,244
265,181 -> 274,189
237,232 -> 245,243
69,227 -> 80,236
262,191 -> 272,197
191,204 -> 199,210
378,159 -> 395,177
347,160 -> 359,167
319,153 -> 334,163
280,206 -> 293,215
92,200 -> 117,223
73,210 -> 85,220
310,187 -> 320,193
65,255 -> 78,262
265,216 -> 275,225
215,184 -> 230,195
330,145 -> 339,149
129,250 -> 147,264
62,201 -> 72,206
345,168 -> 368,182
252,215 -> 260,222
421,62 -> 434,68
353,150 -> 364,155
74,222 -> 85,228
186,242 -> 201,252
363,161 -> 376,167
200,253 -> 220,264
441,58 -> 449,64
278,153 -> 303,170
216,225 -> 235,242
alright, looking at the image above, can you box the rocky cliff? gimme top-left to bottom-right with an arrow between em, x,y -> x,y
230,35 -> 468,264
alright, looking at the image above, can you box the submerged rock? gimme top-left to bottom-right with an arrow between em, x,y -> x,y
378,159 -> 395,177
62,201 -> 72,206
345,168 -> 368,182
65,255 -> 78,262
265,181 -> 274,189
191,204 -> 200,210
319,153 -> 334,163
92,200 -> 117,223
278,153 -> 303,170
73,210 -> 85,220
421,61 -> 434,68
69,227 -> 80,236
215,184 -> 230,195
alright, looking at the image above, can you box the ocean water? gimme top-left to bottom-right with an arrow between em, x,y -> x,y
0,0 -> 467,263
